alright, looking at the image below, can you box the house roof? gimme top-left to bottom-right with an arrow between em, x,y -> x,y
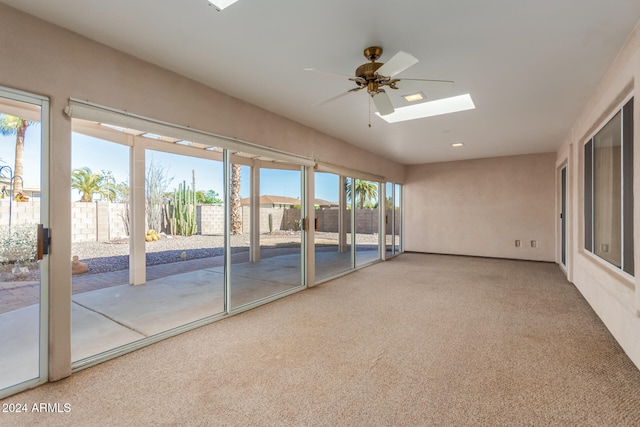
240,195 -> 301,206
240,196 -> 337,206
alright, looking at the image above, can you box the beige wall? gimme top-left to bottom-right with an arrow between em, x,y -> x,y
404,153 -> 556,262
555,20 -> 640,369
0,4 -> 404,382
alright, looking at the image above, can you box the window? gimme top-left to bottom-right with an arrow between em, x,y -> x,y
584,97 -> 634,275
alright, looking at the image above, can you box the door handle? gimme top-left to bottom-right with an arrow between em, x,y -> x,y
37,224 -> 50,260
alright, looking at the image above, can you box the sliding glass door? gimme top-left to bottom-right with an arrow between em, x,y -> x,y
385,182 -> 402,258
385,182 -> 394,257
315,172 -> 382,283
314,172 -> 352,282
394,183 -> 402,254
229,161 -> 305,310
0,89 -> 49,397
68,112 -> 310,366
70,119 -> 226,364
353,179 -> 380,267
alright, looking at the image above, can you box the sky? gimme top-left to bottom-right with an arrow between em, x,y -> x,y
0,123 -> 42,188
72,133 -> 352,203
0,120 -> 380,204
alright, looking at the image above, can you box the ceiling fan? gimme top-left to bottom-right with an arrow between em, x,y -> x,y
306,46 -> 454,117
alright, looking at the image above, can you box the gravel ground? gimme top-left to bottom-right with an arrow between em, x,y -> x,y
72,233 -> 285,274
71,231 -> 381,274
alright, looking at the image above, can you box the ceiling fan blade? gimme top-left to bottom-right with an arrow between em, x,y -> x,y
395,78 -> 454,88
313,87 -> 364,107
377,51 -> 419,78
304,68 -> 354,80
372,92 -> 394,116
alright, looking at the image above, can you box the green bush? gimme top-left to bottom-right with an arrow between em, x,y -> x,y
0,224 -> 37,263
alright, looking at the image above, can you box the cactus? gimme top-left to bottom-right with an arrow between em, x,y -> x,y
268,213 -> 273,233
169,178 -> 197,236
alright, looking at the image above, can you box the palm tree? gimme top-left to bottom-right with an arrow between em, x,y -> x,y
346,179 -> 378,209
71,167 -> 116,202
0,114 -> 34,194
230,163 -> 242,234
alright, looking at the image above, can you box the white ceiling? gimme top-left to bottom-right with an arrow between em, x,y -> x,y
3,0 -> 640,165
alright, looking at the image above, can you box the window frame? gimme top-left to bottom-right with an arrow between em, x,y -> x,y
583,95 -> 634,277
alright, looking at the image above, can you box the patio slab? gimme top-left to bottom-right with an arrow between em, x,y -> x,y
71,302 -> 146,362
72,269 -> 226,337
0,304 -> 40,390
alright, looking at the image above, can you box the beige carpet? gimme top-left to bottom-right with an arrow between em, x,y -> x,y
2,253 -> 640,426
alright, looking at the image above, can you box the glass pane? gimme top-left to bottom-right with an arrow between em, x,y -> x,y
0,100 -> 42,390
593,111 -> 622,267
230,163 -> 303,309
394,183 -> 402,254
71,130 -> 134,362
385,182 -> 393,257
622,98 -> 634,275
561,167 -> 567,266
144,150 -> 225,327
315,172 -> 352,282
354,179 -> 379,267
70,121 -> 226,363
584,140 -> 593,252
229,162 -> 251,308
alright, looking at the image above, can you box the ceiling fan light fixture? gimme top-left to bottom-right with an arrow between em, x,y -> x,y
377,93 -> 475,123
208,0 -> 239,11
402,93 -> 424,103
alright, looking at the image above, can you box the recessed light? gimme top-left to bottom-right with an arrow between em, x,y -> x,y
402,93 -> 424,103
376,94 -> 476,123
208,0 -> 239,11
451,143 -> 464,147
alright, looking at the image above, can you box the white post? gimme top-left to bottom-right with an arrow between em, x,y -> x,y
250,164 -> 260,262
130,139 -> 146,285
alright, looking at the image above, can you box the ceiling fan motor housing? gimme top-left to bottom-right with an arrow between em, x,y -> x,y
355,47 -> 391,95
355,62 -> 384,82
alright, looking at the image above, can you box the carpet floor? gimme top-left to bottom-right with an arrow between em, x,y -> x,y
2,253 -> 640,426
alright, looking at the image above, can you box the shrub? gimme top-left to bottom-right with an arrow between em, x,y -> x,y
0,224 -> 37,263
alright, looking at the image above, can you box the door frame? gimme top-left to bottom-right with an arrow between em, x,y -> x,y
0,86 -> 50,399
559,162 -> 569,273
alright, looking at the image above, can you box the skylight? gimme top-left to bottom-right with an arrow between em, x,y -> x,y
208,0 -> 239,11
99,123 -> 125,132
141,133 -> 161,140
376,94 -> 475,123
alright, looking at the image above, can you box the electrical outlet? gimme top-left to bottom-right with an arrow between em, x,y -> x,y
531,240 -> 537,248
515,240 -> 521,247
